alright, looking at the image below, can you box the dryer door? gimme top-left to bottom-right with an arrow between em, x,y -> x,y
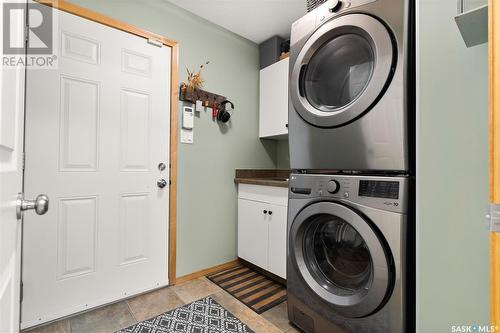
290,14 -> 395,128
289,201 -> 394,318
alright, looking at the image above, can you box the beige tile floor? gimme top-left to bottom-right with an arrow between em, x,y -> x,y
23,277 -> 301,333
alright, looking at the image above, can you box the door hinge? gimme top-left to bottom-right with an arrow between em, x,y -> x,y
22,152 -> 26,170
147,38 -> 163,48
487,203 -> 500,232
20,280 -> 23,303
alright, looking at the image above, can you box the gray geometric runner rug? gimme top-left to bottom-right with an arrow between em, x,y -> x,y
116,296 -> 254,333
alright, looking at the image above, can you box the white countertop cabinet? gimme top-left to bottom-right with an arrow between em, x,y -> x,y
237,184 -> 288,279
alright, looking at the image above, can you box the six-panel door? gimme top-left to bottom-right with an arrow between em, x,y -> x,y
22,8 -> 171,328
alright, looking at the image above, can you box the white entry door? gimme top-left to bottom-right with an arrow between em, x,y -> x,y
22,7 -> 171,328
0,2 -> 26,332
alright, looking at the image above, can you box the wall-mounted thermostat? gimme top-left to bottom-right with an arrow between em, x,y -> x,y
181,106 -> 194,144
182,106 -> 194,129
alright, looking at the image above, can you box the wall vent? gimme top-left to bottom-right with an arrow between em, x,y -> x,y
306,0 -> 327,12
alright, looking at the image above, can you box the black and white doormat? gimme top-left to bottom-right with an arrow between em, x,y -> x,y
116,296 -> 255,333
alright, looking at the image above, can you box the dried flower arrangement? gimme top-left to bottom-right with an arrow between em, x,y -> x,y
186,61 -> 210,91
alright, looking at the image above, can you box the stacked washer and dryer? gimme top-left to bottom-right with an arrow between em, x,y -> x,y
286,0 -> 414,332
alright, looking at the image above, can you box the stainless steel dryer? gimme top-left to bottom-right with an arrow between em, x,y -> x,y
287,174 -> 407,332
288,0 -> 412,172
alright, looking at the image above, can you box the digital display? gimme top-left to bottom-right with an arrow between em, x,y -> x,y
359,180 -> 399,199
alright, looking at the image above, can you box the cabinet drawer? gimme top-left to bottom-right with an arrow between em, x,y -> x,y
238,184 -> 288,207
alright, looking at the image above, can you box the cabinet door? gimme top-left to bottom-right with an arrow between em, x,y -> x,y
259,58 -> 289,139
238,199 -> 269,269
267,204 -> 288,279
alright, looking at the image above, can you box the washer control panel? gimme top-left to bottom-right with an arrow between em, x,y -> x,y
289,173 -> 408,213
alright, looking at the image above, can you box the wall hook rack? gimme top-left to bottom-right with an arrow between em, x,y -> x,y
179,83 -> 226,109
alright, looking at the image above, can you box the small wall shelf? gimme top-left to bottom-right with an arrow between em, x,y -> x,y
455,4 -> 488,48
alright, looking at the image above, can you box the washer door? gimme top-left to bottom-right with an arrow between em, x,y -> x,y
290,14 -> 395,128
289,201 -> 394,318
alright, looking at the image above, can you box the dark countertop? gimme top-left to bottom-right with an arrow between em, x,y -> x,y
234,169 -> 290,188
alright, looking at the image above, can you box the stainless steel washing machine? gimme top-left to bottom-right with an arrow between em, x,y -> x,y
287,173 -> 407,332
288,0 -> 413,172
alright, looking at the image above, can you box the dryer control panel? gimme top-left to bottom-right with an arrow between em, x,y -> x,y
314,0 -> 379,27
289,173 -> 408,214
290,0 -> 378,45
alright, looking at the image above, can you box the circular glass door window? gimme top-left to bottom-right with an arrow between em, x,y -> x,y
289,14 -> 395,128
304,214 -> 373,295
303,34 -> 375,112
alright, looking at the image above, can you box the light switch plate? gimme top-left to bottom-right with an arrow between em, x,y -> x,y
195,100 -> 204,112
181,128 -> 193,144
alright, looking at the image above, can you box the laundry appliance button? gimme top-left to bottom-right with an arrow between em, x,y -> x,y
326,180 -> 340,194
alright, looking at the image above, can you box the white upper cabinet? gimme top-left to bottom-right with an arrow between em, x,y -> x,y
259,58 -> 289,139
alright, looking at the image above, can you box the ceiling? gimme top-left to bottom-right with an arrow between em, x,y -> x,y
166,0 -> 307,44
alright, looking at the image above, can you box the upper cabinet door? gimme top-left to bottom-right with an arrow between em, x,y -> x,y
259,58 -> 289,139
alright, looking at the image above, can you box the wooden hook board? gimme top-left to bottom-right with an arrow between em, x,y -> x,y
179,83 -> 226,109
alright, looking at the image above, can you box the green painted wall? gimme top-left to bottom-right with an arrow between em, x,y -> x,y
276,140 -> 290,169
417,0 -> 489,331
70,0 -> 277,277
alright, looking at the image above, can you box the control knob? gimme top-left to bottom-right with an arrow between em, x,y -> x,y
326,180 -> 340,194
329,0 -> 343,13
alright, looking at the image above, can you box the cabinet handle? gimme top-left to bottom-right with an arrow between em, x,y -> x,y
268,211 -> 273,215
263,210 -> 268,214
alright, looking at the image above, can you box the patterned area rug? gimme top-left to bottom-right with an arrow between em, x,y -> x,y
207,264 -> 286,314
116,296 -> 254,333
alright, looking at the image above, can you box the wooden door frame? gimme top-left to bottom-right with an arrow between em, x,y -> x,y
490,0 -> 500,326
35,0 -> 179,285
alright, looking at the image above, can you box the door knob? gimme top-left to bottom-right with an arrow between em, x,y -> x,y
157,179 -> 167,189
16,193 -> 49,219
